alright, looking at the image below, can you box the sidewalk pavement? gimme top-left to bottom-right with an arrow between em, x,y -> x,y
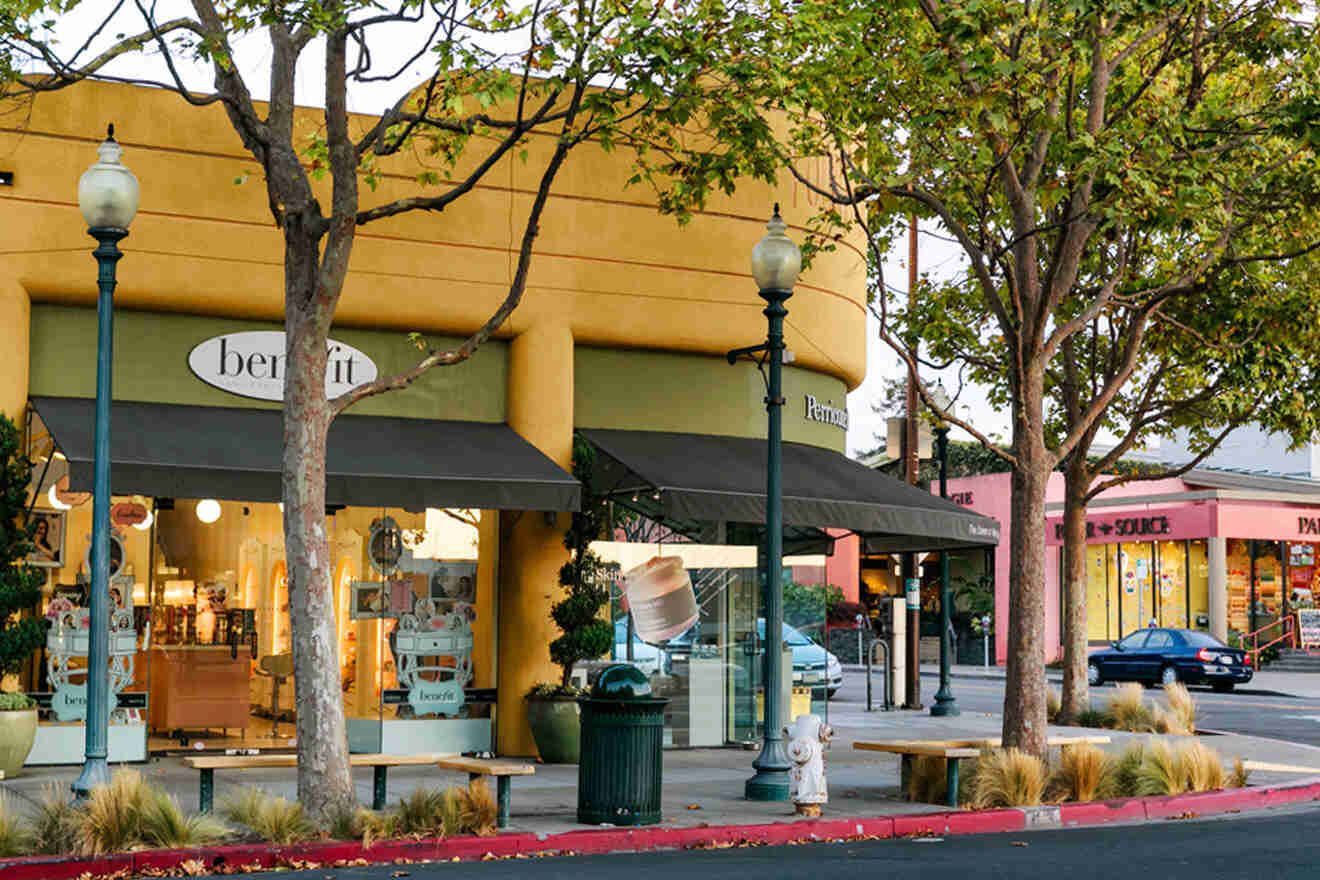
3,709 -> 1319,837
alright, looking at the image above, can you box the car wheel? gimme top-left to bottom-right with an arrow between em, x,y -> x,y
1087,662 -> 1102,686
1212,682 -> 1235,693
827,689 -> 838,699
1160,665 -> 1179,687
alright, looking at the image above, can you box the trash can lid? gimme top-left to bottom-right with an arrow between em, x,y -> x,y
591,663 -> 653,699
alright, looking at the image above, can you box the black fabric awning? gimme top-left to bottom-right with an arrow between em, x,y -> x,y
31,396 -> 580,511
579,428 -> 999,553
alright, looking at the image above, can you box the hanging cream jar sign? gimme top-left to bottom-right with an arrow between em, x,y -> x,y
621,556 -> 699,643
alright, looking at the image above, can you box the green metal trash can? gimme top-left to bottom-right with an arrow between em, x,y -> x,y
577,664 -> 669,826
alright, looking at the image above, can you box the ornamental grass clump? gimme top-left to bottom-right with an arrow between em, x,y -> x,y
1106,683 -> 1160,733
329,806 -> 399,847
393,786 -> 461,838
1046,743 -> 1118,803
1158,683 -> 1198,736
1133,741 -> 1187,796
220,788 -> 315,845
1113,743 -> 1146,798
77,771 -> 153,855
456,778 -> 498,837
906,756 -> 976,805
1046,688 -> 1062,723
0,793 -> 35,857
969,748 -> 1046,809
1179,740 -> 1225,792
1229,757 -> 1251,789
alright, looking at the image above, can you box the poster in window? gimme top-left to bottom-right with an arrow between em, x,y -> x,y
428,562 -> 477,603
26,509 -> 65,567
350,581 -> 387,619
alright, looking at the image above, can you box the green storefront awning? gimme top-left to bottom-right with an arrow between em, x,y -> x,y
578,427 -> 999,553
31,396 -> 580,512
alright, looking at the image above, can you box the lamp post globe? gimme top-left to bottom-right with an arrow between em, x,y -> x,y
71,125 -> 136,800
745,205 -> 801,802
929,380 -> 960,717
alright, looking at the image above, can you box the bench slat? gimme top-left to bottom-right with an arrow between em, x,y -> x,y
185,751 -> 462,770
435,756 -> 535,776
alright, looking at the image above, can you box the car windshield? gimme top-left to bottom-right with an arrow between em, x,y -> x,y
1179,631 -> 1228,648
755,621 -> 817,646
1117,631 -> 1149,649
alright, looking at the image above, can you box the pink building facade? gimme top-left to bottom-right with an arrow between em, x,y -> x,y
946,470 -> 1320,664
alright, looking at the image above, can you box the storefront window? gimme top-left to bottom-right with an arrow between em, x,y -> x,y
1287,542 -> 1317,609
1187,540 -> 1210,630
1085,544 -> 1112,641
1116,542 -> 1156,633
1227,539 -> 1283,634
1155,540 -> 1188,629
601,543 -> 768,748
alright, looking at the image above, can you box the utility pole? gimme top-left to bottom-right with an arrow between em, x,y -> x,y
903,213 -> 922,710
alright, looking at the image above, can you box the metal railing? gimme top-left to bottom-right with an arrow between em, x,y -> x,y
865,638 -> 892,712
1246,615 -> 1296,667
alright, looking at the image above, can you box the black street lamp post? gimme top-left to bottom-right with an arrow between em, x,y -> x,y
71,125 -> 138,800
929,381 -> 959,717
729,206 -> 801,802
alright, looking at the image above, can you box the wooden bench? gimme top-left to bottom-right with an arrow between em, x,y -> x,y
433,756 -> 536,829
185,752 -> 462,814
854,736 -> 1112,808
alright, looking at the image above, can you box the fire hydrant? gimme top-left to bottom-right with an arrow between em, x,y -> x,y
785,713 -> 833,816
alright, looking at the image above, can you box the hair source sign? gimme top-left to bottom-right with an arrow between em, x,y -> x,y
188,331 -> 378,402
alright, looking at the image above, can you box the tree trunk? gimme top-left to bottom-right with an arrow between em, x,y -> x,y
282,250 -> 355,820
1002,367 -> 1049,758
1059,457 -> 1090,723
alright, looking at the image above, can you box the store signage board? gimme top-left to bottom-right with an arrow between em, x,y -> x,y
1299,609 -> 1320,649
408,680 -> 465,716
188,331 -> 378,402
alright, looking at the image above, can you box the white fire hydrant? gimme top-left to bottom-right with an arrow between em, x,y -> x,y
785,713 -> 833,816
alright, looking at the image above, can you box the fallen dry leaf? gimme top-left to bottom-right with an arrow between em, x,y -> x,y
686,804 -> 702,810
1011,841 -> 1029,847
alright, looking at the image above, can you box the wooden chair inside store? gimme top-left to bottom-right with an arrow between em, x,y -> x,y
255,653 -> 294,735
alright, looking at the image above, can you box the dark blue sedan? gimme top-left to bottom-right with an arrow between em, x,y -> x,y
1088,628 -> 1252,692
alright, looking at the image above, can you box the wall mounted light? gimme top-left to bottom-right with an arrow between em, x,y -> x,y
196,499 -> 222,524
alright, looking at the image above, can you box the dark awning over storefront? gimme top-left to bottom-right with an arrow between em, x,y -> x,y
31,396 -> 580,512
579,427 -> 999,553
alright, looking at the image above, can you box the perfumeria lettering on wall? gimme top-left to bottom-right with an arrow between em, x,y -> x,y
1052,515 -> 1171,541
804,394 -> 848,430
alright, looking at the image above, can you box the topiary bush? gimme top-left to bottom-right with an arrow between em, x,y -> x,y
542,439 -> 613,693
0,413 -> 46,703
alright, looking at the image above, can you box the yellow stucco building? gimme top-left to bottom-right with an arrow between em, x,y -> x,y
1,81 -> 893,761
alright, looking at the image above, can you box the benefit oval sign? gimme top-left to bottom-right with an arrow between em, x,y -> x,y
188,331 -> 378,402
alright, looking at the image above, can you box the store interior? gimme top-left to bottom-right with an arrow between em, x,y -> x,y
23,477 -> 492,757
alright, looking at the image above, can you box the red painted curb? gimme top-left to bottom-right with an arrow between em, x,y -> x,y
893,807 -> 1024,837
1058,797 -> 1147,826
5,781 -> 1320,878
0,852 -> 133,880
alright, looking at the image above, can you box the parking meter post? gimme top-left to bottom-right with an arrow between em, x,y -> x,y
865,641 -> 872,712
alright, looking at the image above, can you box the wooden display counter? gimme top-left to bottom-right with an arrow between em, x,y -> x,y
149,646 -> 251,735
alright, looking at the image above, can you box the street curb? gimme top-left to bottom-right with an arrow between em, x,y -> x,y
3,778 -> 1319,879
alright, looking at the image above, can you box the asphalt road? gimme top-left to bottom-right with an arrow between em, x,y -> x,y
858,671 -> 1320,748
216,802 -> 1320,880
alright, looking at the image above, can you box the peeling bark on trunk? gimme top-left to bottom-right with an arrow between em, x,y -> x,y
1059,460 -> 1090,723
282,242 -> 355,820
1002,366 -> 1049,758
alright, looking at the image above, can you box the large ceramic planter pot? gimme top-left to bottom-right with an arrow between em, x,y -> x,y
0,707 -> 38,778
525,696 -> 581,764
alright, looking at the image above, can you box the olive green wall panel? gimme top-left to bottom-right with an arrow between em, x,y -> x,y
574,347 -> 848,452
28,305 -> 507,422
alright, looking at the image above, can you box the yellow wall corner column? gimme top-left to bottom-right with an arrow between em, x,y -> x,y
497,321 -> 574,757
0,278 -> 30,423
